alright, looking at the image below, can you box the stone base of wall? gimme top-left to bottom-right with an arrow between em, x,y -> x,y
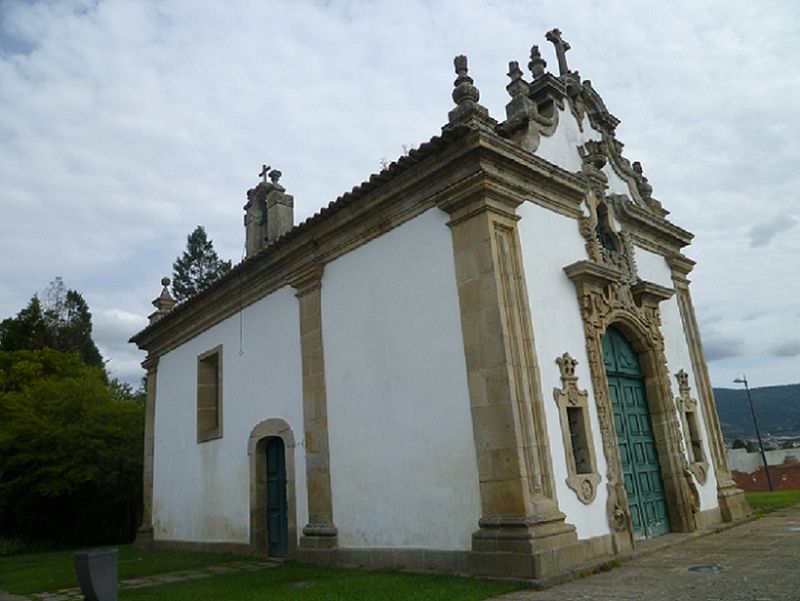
139,514 -> 751,585
133,526 -> 154,549
298,534 -> 616,585
141,537 -> 257,556
693,507 -> 722,530
717,484 -> 752,521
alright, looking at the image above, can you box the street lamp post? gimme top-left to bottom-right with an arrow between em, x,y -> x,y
733,375 -> 774,492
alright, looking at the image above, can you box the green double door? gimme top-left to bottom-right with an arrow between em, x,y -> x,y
266,437 -> 288,557
603,327 -> 670,539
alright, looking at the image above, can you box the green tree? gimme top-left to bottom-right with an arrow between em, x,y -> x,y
0,295 -> 49,351
0,278 -> 104,371
732,438 -> 756,452
172,225 -> 232,301
0,349 -> 143,544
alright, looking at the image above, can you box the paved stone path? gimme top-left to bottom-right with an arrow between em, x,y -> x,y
0,559 -> 278,601
491,505 -> 800,601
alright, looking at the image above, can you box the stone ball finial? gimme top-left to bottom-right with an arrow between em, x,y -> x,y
150,275 -> 177,323
452,54 -> 480,106
529,45 -> 547,79
268,169 -> 282,184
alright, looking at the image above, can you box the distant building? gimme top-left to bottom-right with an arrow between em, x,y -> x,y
131,30 -> 749,583
727,447 -> 800,492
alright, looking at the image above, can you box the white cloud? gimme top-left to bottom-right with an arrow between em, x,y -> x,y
750,214 -> 797,248
0,0 -> 798,387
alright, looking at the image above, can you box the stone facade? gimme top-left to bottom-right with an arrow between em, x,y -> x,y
131,30 -> 748,583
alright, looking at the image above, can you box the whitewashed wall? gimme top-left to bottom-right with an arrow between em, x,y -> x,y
535,107 -> 638,200
517,201 -> 611,540
635,247 -> 719,510
152,286 -> 308,543
322,208 -> 481,551
536,110 -> 600,173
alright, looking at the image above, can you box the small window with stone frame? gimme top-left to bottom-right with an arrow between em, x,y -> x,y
197,345 -> 223,443
684,410 -> 705,464
553,352 -> 601,504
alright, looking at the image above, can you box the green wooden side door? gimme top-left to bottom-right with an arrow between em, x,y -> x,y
603,327 -> 670,539
266,437 -> 288,557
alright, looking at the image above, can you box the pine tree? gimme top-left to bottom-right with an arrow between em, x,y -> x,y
0,295 -> 49,351
172,226 -> 232,301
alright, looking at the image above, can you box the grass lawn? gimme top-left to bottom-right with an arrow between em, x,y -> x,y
745,489 -> 800,515
0,545 -> 520,600
0,544 -> 246,594
118,562 -> 520,601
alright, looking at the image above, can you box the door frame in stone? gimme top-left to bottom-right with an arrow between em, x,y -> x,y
565,260 -> 697,553
248,418 -> 298,558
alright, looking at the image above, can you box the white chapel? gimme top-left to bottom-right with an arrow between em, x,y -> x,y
131,30 -> 749,582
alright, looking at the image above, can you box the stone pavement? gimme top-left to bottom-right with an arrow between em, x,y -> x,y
490,505 -> 800,601
0,559 -> 278,601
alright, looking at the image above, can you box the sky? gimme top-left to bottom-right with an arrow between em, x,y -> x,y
0,0 -> 798,390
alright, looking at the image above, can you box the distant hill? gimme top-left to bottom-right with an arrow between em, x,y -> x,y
713,383 -> 800,441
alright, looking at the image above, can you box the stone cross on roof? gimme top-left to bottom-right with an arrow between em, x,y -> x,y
545,28 -> 571,76
259,164 -> 271,184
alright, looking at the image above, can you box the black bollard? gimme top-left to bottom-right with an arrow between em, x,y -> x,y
74,548 -> 118,601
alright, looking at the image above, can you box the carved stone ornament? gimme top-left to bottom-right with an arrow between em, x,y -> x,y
447,55 -> 493,128
576,158 -> 638,286
148,277 -> 176,325
553,352 -> 601,504
565,259 -> 698,549
675,369 -> 709,485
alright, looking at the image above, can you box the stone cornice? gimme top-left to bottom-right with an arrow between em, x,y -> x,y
667,253 -> 696,281
563,259 -> 623,289
630,279 -> 675,307
131,126 -> 589,359
613,195 -> 693,255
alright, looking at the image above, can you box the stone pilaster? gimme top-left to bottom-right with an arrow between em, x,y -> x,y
668,256 -> 750,521
135,356 -> 159,547
441,189 -> 581,580
292,267 -> 338,549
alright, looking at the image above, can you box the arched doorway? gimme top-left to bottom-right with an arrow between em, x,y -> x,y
248,418 -> 297,558
266,437 -> 288,557
603,326 -> 670,539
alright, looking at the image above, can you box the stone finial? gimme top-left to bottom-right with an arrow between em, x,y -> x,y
447,54 -> 492,128
528,45 -> 547,79
546,28 -> 571,76
556,352 -> 579,380
452,55 -> 480,106
506,60 -> 529,98
268,169 -> 282,185
675,369 -> 690,393
149,277 -> 177,325
632,161 -> 654,199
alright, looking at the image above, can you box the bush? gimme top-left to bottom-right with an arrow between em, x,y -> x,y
0,349 -> 143,545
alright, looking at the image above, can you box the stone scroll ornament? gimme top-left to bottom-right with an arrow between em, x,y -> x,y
553,352 -> 601,504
